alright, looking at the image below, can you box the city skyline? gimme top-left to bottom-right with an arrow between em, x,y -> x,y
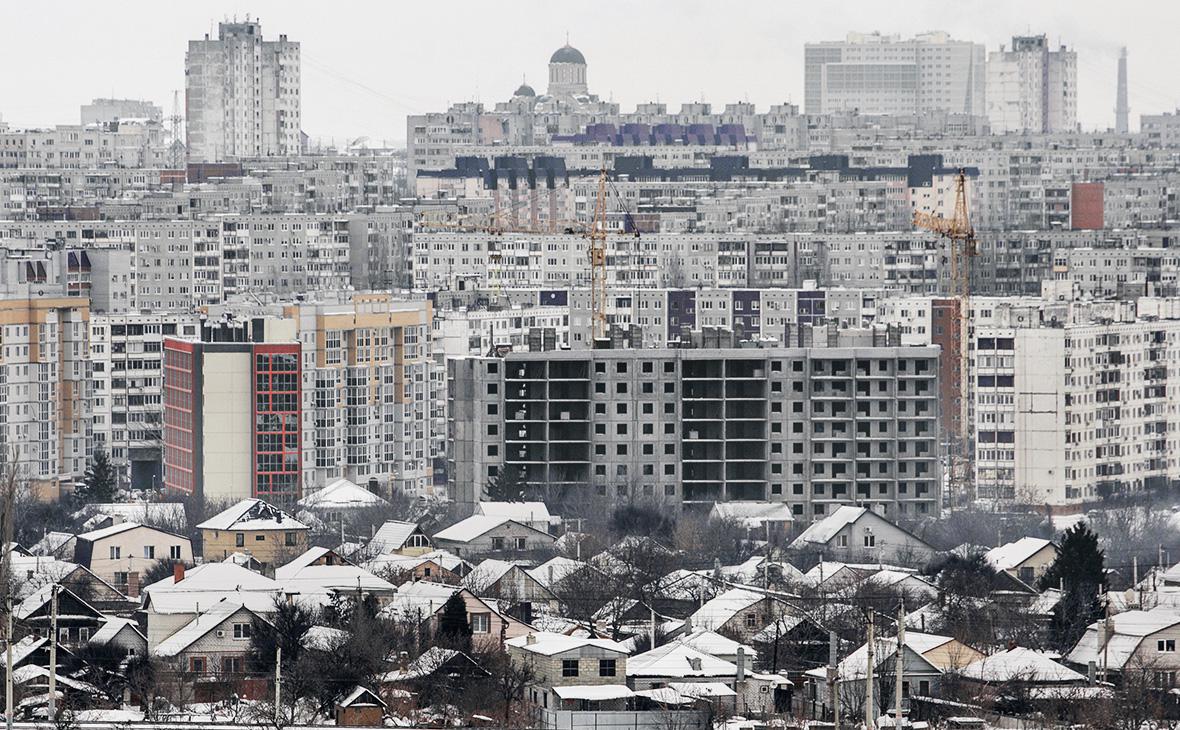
3,0 -> 1179,141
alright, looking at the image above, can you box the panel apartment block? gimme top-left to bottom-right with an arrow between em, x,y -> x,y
449,346 -> 941,522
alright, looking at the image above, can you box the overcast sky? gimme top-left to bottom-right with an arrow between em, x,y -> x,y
2,1 -> 1177,142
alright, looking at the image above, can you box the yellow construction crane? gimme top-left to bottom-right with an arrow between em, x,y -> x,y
913,169 -> 976,508
587,168 -> 609,341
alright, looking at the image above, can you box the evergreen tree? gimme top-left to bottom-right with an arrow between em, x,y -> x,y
436,592 -> 473,651
485,463 -> 526,502
77,450 -> 117,504
1039,522 -> 1105,652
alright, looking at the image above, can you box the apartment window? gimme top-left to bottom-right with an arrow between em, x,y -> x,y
109,546 -> 121,560
143,546 -> 155,559
235,533 -> 245,547
233,623 -> 251,639
562,659 -> 579,677
599,659 -> 617,677
471,613 -> 491,633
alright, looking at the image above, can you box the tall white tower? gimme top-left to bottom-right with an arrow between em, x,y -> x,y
1116,46 -> 1130,134
547,44 -> 588,99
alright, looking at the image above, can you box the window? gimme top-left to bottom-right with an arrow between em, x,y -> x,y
562,659 -> 579,677
143,545 -> 155,559
471,613 -> 491,633
190,656 -> 206,673
1159,639 -> 1176,652
79,627 -> 90,642
235,533 -> 245,547
863,534 -> 876,548
59,628 -> 69,642
599,659 -> 617,677
285,532 -> 298,547
745,613 -> 758,628
109,546 -> 121,560
170,545 -> 182,560
114,571 -> 129,587
222,656 -> 243,674
1018,566 -> 1034,583
233,623 -> 251,639
491,537 -> 505,551
515,537 -> 527,550
256,535 -> 265,541
836,535 -> 848,548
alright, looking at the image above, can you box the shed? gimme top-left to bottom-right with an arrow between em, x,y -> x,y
335,685 -> 386,727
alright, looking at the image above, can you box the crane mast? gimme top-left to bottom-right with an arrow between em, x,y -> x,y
587,167 -> 609,342
913,169 -> 976,509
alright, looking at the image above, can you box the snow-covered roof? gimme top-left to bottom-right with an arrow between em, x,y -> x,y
667,682 -> 738,698
984,537 -> 1056,572
197,499 -> 308,532
144,562 -> 279,595
152,600 -> 253,657
275,546 -> 354,577
709,502 -> 795,526
368,520 -> 426,554
633,687 -> 695,705
76,522 -> 143,542
337,685 -> 386,708
527,556 -> 588,588
12,665 -> 98,693
676,629 -> 757,661
381,581 -> 463,622
505,631 -> 630,657
301,625 -> 350,651
75,502 -> 186,526
688,588 -> 766,631
383,646 -> 488,682
9,556 -> 78,599
1066,607 -> 1180,669
792,506 -> 868,546
648,570 -> 720,602
14,584 -> 99,621
433,515 -> 553,543
826,632 -> 956,681
474,501 -> 552,524
463,559 -> 519,592
29,532 -> 75,558
960,647 -> 1085,684
298,478 -> 388,510
627,642 -> 737,678
88,616 -> 145,648
1,636 -> 47,668
277,565 -> 396,604
365,549 -> 468,577
553,685 -> 634,701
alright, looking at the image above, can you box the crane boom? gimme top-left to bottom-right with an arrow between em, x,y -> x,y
913,168 -> 976,509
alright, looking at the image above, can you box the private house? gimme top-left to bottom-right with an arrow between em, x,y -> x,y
626,642 -> 738,690
381,581 -> 533,649
14,584 -> 105,648
366,520 -> 434,557
87,616 -> 148,658
462,558 -> 559,617
72,522 -> 193,596
803,632 -> 984,719
1066,607 -> 1180,682
789,506 -> 937,565
473,502 -> 557,534
709,502 -> 795,541
432,515 -> 557,558
507,632 -> 632,711
275,547 -> 397,607
298,478 -> 390,525
151,599 -> 260,693
198,499 -> 309,569
140,562 -> 281,649
365,550 -> 468,585
959,646 -> 1086,690
688,588 -> 803,643
984,537 -> 1058,585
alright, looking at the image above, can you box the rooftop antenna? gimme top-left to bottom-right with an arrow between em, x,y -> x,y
565,31 -> 570,45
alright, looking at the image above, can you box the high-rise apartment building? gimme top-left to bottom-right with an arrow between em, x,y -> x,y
0,254 -> 90,501
804,32 -> 986,117
185,20 -> 301,162
986,35 -> 1077,134
162,334 -> 303,506
448,338 -> 941,522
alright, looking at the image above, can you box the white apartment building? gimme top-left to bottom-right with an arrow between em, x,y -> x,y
219,213 -> 352,299
974,311 -> 1180,506
80,98 -> 163,125
90,312 -> 201,490
803,32 -> 986,117
185,20 -> 301,162
986,35 -> 1077,134
0,122 -> 168,170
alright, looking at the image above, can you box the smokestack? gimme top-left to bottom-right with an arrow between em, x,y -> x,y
1116,47 -> 1129,134
174,563 -> 185,584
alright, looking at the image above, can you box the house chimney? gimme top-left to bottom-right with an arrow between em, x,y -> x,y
127,572 -> 140,598
736,647 -> 746,683
688,657 -> 702,672
1088,661 -> 1097,685
174,563 -> 185,584
526,633 -> 537,645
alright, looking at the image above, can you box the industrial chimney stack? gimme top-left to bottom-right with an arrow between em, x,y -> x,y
1116,46 -> 1130,134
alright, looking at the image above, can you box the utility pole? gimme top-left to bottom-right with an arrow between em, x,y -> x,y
895,603 -> 906,728
48,585 -> 59,718
1,449 -> 15,730
865,612 -> 875,729
274,643 -> 282,725
828,630 -> 839,728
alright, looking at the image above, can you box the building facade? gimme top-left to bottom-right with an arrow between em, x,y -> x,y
986,35 -> 1077,134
